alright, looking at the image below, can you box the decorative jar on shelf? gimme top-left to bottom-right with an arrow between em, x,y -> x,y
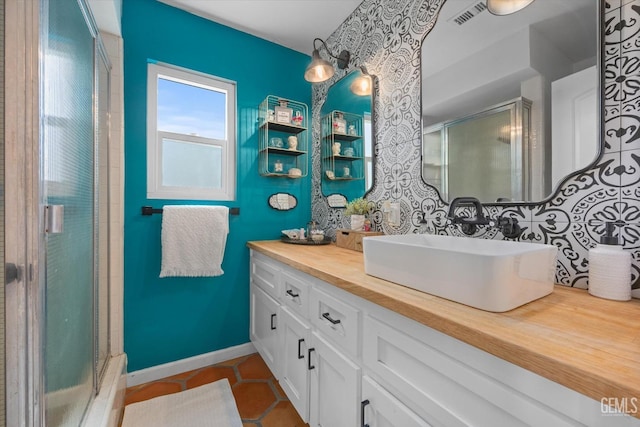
292,111 -> 303,126
275,99 -> 292,124
334,112 -> 346,134
332,142 -> 341,156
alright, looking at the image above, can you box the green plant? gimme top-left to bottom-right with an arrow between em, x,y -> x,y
345,197 -> 372,216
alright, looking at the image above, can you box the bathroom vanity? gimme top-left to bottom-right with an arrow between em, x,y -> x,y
248,240 -> 640,426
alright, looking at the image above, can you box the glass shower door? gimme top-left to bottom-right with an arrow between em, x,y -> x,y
42,0 -> 96,424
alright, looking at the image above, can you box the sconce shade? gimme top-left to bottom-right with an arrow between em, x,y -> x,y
350,74 -> 372,96
305,49 -> 335,83
486,0 -> 535,15
304,38 -> 351,83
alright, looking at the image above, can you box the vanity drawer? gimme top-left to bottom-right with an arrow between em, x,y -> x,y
309,286 -> 360,358
363,314 -> 582,427
251,253 -> 280,300
281,269 -> 310,319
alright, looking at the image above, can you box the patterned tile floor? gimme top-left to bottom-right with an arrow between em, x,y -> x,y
122,353 -> 309,427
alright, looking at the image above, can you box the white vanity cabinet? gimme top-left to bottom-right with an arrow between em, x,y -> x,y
249,284 -> 280,377
279,306 -> 311,420
250,251 -> 362,426
362,376 -> 432,427
309,331 -> 361,426
249,250 -> 640,427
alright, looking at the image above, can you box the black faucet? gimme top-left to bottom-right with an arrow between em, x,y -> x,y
447,197 -> 491,235
447,196 -> 524,238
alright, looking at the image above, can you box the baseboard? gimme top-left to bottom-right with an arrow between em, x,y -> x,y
126,342 -> 256,387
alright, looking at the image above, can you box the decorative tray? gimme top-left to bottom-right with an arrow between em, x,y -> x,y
281,236 -> 332,245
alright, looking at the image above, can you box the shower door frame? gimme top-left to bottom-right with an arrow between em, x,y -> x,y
6,0 -> 110,425
5,0 -> 43,425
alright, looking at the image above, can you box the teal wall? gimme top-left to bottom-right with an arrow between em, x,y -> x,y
122,0 -> 312,371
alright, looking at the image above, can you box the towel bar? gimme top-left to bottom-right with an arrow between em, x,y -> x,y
141,206 -> 240,216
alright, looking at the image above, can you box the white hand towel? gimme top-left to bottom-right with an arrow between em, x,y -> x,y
160,205 -> 229,278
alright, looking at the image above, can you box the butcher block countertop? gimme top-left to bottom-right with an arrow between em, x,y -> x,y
247,240 -> 640,414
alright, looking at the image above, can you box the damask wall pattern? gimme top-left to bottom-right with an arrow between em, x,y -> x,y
311,0 -> 640,294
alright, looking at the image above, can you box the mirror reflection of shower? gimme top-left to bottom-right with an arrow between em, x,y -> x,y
421,0 -> 598,203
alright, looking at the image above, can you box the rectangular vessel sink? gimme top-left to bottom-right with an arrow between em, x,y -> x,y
363,234 -> 558,312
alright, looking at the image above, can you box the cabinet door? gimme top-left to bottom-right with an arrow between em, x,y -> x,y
279,307 -> 312,422
309,331 -> 360,427
250,284 -> 280,378
361,376 -> 432,427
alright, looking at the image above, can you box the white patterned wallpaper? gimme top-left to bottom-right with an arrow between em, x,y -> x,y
311,0 -> 640,292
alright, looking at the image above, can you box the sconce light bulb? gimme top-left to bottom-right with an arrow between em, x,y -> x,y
351,74 -> 372,96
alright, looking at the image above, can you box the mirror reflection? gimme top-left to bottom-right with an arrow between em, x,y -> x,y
421,0 -> 598,203
321,69 -> 373,202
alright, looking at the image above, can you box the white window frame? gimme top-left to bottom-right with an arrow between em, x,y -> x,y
147,62 -> 236,201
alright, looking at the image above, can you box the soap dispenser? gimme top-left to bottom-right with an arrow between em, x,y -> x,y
588,222 -> 631,301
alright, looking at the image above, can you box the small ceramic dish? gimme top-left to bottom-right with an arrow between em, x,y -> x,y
325,170 -> 335,180
281,229 -> 300,239
288,168 -> 302,177
269,137 -> 283,147
310,230 -> 325,241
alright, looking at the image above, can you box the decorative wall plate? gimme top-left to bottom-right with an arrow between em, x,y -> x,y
268,193 -> 297,211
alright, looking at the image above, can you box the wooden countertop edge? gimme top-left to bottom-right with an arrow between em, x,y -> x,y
248,241 -> 640,411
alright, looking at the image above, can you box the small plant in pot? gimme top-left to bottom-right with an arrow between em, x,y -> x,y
344,197 -> 372,231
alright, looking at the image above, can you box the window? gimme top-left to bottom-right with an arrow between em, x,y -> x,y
147,62 -> 236,200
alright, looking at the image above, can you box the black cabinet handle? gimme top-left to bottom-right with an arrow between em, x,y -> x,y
322,312 -> 341,325
270,313 -> 276,330
361,399 -> 370,427
308,348 -> 315,370
286,289 -> 299,298
298,338 -> 305,359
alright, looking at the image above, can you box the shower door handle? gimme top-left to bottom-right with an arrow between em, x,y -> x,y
44,205 -> 64,234
5,263 -> 20,284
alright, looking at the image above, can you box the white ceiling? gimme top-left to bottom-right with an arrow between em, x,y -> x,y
422,0 -> 597,123
88,0 -> 122,35
157,0 -> 363,55
423,0 -> 596,77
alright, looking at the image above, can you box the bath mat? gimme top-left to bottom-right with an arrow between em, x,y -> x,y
121,379 -> 242,427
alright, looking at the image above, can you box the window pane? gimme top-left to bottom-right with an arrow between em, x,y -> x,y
157,77 -> 226,140
162,138 -> 222,188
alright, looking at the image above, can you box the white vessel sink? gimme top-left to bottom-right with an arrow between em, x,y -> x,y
362,234 -> 558,312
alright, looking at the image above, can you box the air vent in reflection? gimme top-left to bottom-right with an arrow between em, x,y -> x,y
449,1 -> 487,25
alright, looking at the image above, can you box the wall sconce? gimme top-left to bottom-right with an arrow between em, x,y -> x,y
304,38 -> 351,83
486,0 -> 535,15
350,67 -> 372,96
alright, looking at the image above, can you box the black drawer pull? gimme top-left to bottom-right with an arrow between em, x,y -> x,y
270,313 -> 276,330
308,348 -> 315,370
322,312 -> 341,325
361,399 -> 370,427
286,289 -> 300,298
298,338 -> 305,359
